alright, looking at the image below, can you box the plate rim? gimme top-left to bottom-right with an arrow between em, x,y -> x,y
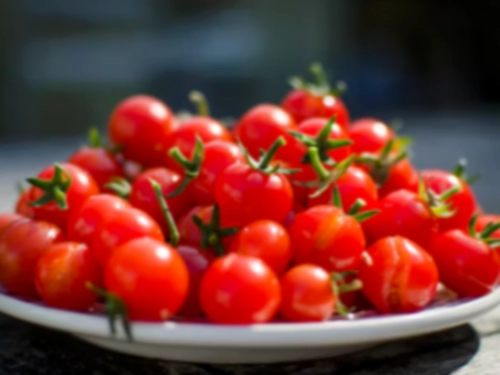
1,289 -> 499,348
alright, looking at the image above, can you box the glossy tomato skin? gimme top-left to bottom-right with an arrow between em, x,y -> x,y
129,167 -> 193,235
358,236 -> 439,313
0,218 -> 64,298
280,264 -> 335,322
363,189 -> 438,250
431,230 -> 500,297
282,90 -> 350,129
233,104 -> 298,162
200,253 -> 281,324
91,207 -> 164,267
229,220 -> 291,275
35,242 -> 101,311
0,213 -> 23,232
68,147 -> 125,189
15,190 -> 34,217
476,214 -> 500,240
28,163 -> 99,229
422,170 -> 476,232
188,141 -> 244,206
177,244 -> 215,318
67,194 -> 130,244
377,158 -> 419,198
108,95 -> 175,167
165,117 -> 232,173
178,206 -> 213,247
105,237 -> 189,321
214,163 -> 293,227
307,166 -> 378,212
289,205 -> 366,272
348,118 -> 394,154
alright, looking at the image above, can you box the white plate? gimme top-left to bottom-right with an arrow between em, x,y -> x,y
0,289 -> 499,364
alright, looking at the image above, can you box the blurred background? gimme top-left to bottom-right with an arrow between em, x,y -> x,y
0,0 -> 500,209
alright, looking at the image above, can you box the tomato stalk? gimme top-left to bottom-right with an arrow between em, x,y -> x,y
330,272 -> 362,317
167,136 -> 204,197
149,179 -> 180,246
105,177 -> 131,199
331,185 -> 379,222
86,282 -> 132,341
189,90 -> 210,117
452,158 -> 481,185
418,178 -> 461,218
289,63 -> 346,97
26,163 -> 72,209
469,215 -> 500,248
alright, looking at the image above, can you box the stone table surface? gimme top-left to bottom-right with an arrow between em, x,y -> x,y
1,117 -> 500,374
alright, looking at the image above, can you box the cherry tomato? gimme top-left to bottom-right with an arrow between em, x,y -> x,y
307,166 -> 378,212
214,162 -> 293,227
108,95 -> 175,167
129,167 -> 193,235
15,190 -> 34,217
105,237 -> 189,321
233,104 -> 298,162
476,214 -> 500,240
28,163 -> 99,229
68,147 -> 125,189
188,141 -> 244,206
91,207 -> 164,267
229,220 -> 291,275
67,194 -> 130,244
377,158 -> 419,198
348,118 -> 394,154
177,244 -> 215,318
0,218 -> 64,298
35,242 -> 101,311
165,118 -> 232,173
0,213 -> 23,233
289,205 -> 366,272
431,230 -> 500,297
280,264 -> 335,322
422,170 -> 476,232
358,236 -> 439,313
363,189 -> 438,250
200,253 -> 281,324
178,205 -> 213,247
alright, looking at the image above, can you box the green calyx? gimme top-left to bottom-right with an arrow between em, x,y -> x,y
239,136 -> 298,175
105,177 -> 132,199
356,139 -> 407,186
289,116 -> 352,165
289,62 -> 347,97
330,271 -> 363,317
331,185 -> 379,223
150,179 -> 180,246
418,178 -> 461,218
88,127 -> 123,154
26,164 -> 72,210
86,282 -> 132,341
468,215 -> 500,248
192,205 -> 239,257
168,136 -> 205,197
452,158 -> 481,185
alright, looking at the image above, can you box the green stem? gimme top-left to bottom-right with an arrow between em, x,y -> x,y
105,177 -> 131,199
189,90 -> 210,117
347,199 -> 366,216
258,136 -> 286,169
310,62 -> 329,89
332,185 -> 343,210
150,179 -> 180,246
352,209 -> 380,223
317,116 -> 336,143
440,184 -> 462,201
308,147 -> 330,180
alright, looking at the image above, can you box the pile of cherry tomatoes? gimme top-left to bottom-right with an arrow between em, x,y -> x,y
1,64 -> 500,336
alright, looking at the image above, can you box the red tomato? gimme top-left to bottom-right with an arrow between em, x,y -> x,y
280,264 -> 335,322
105,237 -> 189,321
15,190 -> 34,218
476,214 -> 500,240
188,141 -> 244,206
178,205 -> 213,247
35,242 -> 101,311
165,118 -> 232,173
66,194 -> 130,244
348,118 -> 394,154
289,205 -> 366,272
68,147 -> 125,189
28,163 -> 99,229
358,236 -> 439,313
307,166 -> 378,212
200,253 -> 281,324
233,104 -> 298,162
129,167 -> 193,235
108,95 -> 175,167
91,207 -> 164,267
282,91 -> 349,129
377,158 -> 419,198
0,218 -> 64,298
431,230 -> 500,297
363,189 -> 438,250
0,213 -> 23,233
214,162 -> 293,227
177,244 -> 215,318
422,170 -> 476,232
229,220 -> 291,275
